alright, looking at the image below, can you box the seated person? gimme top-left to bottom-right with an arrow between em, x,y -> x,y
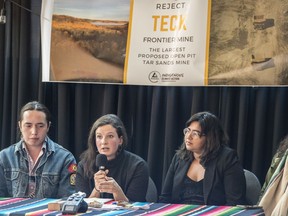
76,114 -> 149,202
159,111 -> 246,205
0,101 -> 77,198
258,135 -> 288,215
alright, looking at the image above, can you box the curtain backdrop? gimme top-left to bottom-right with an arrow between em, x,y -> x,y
1,0 -> 288,193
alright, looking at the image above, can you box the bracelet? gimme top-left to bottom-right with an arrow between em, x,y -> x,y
94,187 -> 100,193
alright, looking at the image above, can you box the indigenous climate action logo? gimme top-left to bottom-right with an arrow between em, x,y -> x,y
149,71 -> 161,83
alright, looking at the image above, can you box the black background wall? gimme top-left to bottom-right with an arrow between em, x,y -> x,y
1,0 -> 288,194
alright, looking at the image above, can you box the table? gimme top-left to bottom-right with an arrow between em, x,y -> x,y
0,197 -> 265,216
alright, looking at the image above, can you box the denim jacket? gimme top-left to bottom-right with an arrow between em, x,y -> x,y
0,137 -> 77,198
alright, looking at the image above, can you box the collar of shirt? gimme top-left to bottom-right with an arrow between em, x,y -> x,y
22,139 -> 47,175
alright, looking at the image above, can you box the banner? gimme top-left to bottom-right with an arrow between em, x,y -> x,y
41,0 -> 288,86
124,0 -> 210,86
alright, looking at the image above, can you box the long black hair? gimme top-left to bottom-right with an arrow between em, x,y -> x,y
18,101 -> 51,137
176,111 -> 229,167
19,101 -> 51,123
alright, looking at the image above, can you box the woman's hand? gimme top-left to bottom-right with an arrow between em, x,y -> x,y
98,176 -> 128,202
88,170 -> 108,198
94,169 -> 109,191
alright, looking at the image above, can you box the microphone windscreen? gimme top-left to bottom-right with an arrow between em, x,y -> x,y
96,154 -> 108,170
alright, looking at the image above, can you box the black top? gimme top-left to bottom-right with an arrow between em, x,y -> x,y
159,146 -> 246,205
76,150 -> 149,202
180,176 -> 204,205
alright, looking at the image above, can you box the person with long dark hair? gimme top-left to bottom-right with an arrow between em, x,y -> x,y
76,114 -> 149,202
159,111 -> 246,205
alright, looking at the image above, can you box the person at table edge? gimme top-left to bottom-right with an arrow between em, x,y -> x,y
75,114 -> 149,202
0,101 -> 77,198
159,111 -> 246,205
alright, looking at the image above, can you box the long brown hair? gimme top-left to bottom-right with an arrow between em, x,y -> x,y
80,114 -> 128,177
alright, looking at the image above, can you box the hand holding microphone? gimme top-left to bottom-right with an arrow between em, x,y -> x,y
94,154 -> 108,193
94,154 -> 127,201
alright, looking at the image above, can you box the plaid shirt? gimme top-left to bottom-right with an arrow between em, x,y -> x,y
22,142 -> 46,198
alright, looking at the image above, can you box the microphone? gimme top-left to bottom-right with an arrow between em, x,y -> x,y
96,154 -> 107,171
95,154 -> 108,198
